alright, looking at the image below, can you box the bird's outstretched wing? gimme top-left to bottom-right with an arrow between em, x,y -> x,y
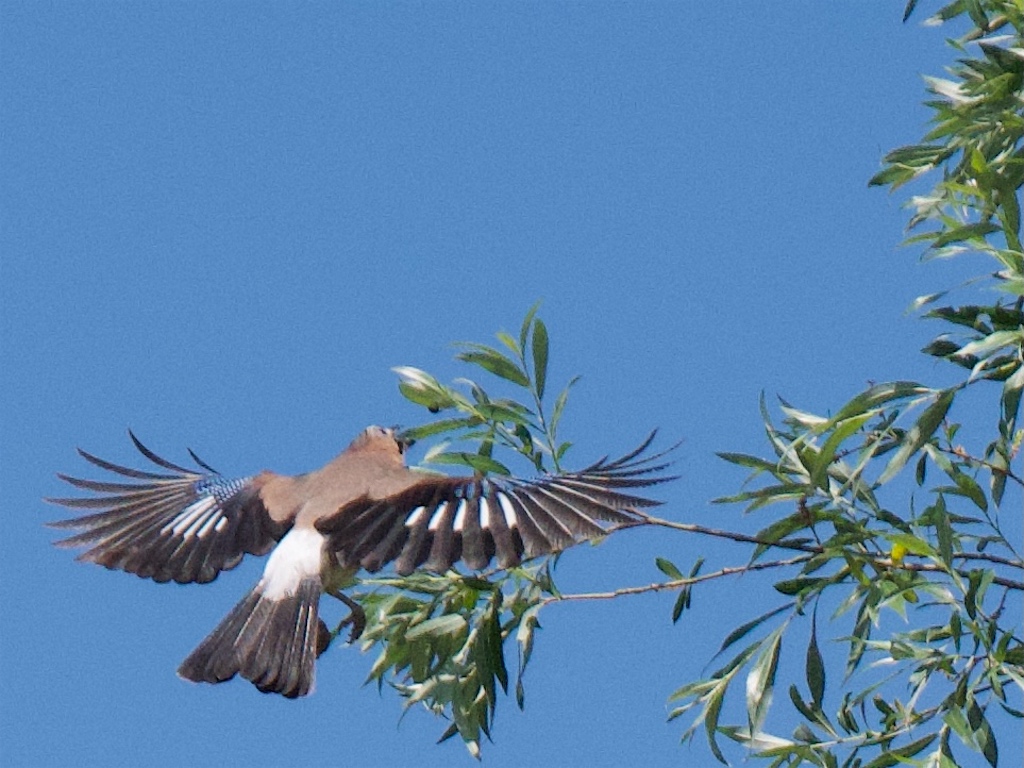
319,432 -> 676,575
47,432 -> 290,584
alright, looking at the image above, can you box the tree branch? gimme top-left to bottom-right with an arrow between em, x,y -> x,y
634,513 -> 820,552
938,444 -> 1024,488
878,558 -> 1024,591
955,551 -> 1023,570
541,555 -> 813,605
625,516 -> 1024,591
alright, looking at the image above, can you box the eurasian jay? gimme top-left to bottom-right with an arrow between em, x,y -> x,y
48,426 -> 673,698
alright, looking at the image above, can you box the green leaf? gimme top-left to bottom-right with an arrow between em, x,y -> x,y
716,452 -> 781,473
750,512 -> 816,556
670,558 -> 702,624
671,587 -> 692,624
915,452 -> 928,485
531,317 -> 549,400
934,495 -> 954,567
405,613 -> 468,642
861,734 -> 937,767
950,469 -> 988,512
425,450 -> 511,476
1000,362 -> 1024,435
705,683 -> 729,765
456,347 -> 530,388
809,412 -> 873,490
774,577 -> 827,596
989,449 -> 1008,508
832,381 -> 930,422
483,601 -> 508,692
806,611 -> 826,708
516,603 -> 541,667
550,375 -> 580,434
495,330 -> 521,357
878,388 -> 955,484
788,685 -> 818,727
922,337 -> 964,359
656,557 -> 684,580
964,568 -> 995,619
519,301 -> 541,351
956,329 -> 1024,362
401,417 -> 481,441
967,699 -> 999,768
714,483 -> 805,509
394,365 -> 460,411
718,603 -> 792,654
746,626 -> 784,735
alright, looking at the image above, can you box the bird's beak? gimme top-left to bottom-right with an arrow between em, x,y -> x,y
393,428 -> 416,453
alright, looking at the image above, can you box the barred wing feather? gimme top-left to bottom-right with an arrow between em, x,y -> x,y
323,433 -> 676,576
47,432 -> 287,584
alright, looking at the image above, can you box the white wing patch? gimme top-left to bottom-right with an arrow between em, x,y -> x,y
163,497 -> 220,539
194,508 -> 223,539
452,499 -> 468,532
427,504 -> 448,532
397,485 -> 522,542
405,505 -> 427,528
497,493 -> 519,528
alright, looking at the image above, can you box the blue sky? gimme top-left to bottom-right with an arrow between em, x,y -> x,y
2,3 -> 1017,767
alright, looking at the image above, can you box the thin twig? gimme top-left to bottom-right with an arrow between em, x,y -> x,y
634,513 -> 821,552
878,558 -> 1024,591
542,555 -> 812,605
937,444 -> 1024,488
955,551 -> 1023,570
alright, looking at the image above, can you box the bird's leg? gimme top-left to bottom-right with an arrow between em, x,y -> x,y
328,590 -> 367,643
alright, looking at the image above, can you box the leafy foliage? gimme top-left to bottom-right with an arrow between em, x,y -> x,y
340,307 -> 578,757
663,3 -> 1024,765
393,303 -> 577,476
341,3 -> 1023,763
350,566 -> 554,758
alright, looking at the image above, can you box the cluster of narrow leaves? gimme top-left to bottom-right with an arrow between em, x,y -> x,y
351,565 -> 554,758
665,4 -> 1024,766
346,307 -> 573,757
394,303 -> 576,476
667,384 -> 1022,766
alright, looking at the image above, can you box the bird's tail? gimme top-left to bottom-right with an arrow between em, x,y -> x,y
177,576 -> 327,698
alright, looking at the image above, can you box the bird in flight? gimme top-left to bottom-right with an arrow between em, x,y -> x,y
48,426 -> 674,698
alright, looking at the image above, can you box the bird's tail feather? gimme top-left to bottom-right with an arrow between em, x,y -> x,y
177,577 -> 325,698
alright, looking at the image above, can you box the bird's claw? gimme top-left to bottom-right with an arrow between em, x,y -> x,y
334,607 -> 366,644
329,590 -> 367,643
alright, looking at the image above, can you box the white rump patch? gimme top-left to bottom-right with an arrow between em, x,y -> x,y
260,527 -> 324,600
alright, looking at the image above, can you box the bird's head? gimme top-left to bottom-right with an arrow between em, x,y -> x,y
351,425 -> 415,457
